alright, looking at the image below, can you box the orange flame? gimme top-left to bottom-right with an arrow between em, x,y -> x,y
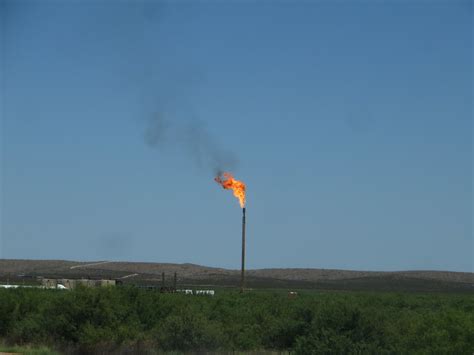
214,172 -> 246,208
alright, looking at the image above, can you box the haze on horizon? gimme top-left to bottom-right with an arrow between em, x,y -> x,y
0,0 -> 472,272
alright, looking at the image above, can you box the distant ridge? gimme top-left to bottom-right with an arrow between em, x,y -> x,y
0,259 -> 472,292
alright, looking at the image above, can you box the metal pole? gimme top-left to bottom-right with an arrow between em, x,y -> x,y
241,207 -> 246,292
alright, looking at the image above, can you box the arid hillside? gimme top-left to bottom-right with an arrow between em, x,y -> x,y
0,259 -> 472,292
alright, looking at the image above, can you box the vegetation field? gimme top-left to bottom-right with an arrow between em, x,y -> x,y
0,287 -> 473,354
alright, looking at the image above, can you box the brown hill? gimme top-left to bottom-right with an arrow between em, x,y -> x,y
0,259 -> 472,292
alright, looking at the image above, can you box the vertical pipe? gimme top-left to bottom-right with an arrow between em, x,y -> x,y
241,207 -> 246,292
162,272 -> 165,287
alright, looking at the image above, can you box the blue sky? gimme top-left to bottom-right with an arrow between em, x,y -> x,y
1,0 -> 472,272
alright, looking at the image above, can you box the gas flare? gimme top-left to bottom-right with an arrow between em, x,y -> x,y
214,172 -> 246,208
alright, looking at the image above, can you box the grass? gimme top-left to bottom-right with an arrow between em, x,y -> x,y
0,343 -> 58,355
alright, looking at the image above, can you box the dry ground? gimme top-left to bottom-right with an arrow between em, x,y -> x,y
0,259 -> 472,293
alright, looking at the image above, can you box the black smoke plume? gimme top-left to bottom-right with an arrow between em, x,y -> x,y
145,113 -> 238,175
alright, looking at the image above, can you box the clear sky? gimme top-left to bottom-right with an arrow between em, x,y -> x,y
1,0 -> 472,272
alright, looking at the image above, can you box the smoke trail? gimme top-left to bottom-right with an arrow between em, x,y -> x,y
145,113 -> 171,148
137,2 -> 238,175
145,112 -> 238,175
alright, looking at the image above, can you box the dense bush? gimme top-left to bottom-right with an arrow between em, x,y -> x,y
0,287 -> 472,353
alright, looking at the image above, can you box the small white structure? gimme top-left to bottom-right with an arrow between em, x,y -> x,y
195,290 -> 215,296
0,284 -> 66,290
177,289 -> 215,296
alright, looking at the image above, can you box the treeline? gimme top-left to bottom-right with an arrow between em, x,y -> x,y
0,287 -> 473,353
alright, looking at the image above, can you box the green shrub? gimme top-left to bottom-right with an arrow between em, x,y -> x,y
0,287 -> 472,352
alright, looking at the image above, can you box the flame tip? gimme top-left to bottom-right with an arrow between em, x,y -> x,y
214,172 -> 246,208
